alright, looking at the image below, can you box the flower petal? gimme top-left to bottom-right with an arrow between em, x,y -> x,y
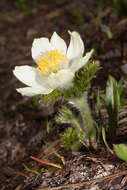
69,49 -> 94,73
31,37 -> 51,62
67,31 -> 84,60
16,87 -> 53,97
48,69 -> 74,89
13,65 -> 49,89
50,32 -> 67,54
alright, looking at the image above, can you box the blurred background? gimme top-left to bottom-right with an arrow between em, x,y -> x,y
0,0 -> 127,189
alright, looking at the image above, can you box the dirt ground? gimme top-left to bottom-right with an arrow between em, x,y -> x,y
0,0 -> 127,189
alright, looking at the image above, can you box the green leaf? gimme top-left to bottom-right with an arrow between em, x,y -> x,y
102,127 -> 113,154
114,144 -> 127,161
94,122 -> 101,144
102,76 -> 123,143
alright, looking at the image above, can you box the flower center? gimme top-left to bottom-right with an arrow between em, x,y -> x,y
37,50 -> 68,76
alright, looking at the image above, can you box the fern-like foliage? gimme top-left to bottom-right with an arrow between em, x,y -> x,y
66,60 -> 99,98
61,127 -> 85,150
56,104 -> 87,150
56,105 -> 83,132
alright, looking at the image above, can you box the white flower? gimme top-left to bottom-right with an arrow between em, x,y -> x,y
13,31 -> 94,97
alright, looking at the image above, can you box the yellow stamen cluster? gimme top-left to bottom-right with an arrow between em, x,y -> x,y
37,50 -> 68,76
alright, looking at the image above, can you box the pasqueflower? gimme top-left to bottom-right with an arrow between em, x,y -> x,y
13,31 -> 93,96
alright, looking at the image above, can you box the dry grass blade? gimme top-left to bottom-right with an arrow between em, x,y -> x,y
31,156 -> 62,169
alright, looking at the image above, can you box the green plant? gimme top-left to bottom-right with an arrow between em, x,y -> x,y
56,105 -> 82,131
56,92 -> 97,150
13,31 -> 99,152
96,91 -> 113,152
103,76 -> 123,144
56,104 -> 86,150
102,127 -> 113,154
97,76 -> 123,145
61,127 -> 85,151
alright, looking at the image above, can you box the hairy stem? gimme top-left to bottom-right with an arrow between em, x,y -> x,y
67,93 -> 96,141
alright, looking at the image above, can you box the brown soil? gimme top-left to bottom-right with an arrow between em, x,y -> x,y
0,0 -> 127,189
